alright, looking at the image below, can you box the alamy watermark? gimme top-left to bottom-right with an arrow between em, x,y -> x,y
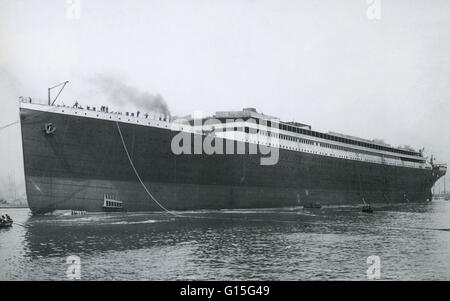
366,255 -> 381,280
66,255 -> 81,280
366,0 -> 381,20
170,111 -> 280,166
66,0 -> 81,20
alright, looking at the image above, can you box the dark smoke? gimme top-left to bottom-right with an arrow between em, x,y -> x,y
92,75 -> 170,116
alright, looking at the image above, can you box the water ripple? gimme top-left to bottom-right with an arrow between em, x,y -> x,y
1,201 -> 450,280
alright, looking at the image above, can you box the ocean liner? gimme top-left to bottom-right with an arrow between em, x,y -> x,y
19,98 -> 447,214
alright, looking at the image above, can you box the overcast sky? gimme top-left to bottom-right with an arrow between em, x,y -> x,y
1,0 -> 449,200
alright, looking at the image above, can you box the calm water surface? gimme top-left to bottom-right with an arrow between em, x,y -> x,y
1,201 -> 450,280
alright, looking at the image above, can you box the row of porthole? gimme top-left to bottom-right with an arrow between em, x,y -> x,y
147,136 -> 408,167
287,147 -> 406,165
247,141 -> 404,164
192,134 -> 416,167
292,141 -> 413,163
62,109 -> 171,128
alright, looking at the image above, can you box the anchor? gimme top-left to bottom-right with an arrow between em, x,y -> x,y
44,123 -> 56,135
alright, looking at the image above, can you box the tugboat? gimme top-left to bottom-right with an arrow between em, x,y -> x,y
303,202 -> 322,209
361,198 -> 374,213
362,205 -> 374,213
0,214 -> 13,229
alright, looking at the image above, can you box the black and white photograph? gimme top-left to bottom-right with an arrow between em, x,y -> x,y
1,0 -> 450,287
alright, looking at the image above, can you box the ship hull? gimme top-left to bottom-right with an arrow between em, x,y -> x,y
20,107 -> 439,214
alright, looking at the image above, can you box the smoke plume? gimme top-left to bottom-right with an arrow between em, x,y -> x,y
92,75 -> 170,116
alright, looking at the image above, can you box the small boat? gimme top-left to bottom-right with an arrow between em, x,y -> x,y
360,197 -> 373,213
303,202 -> 322,209
0,220 -> 13,229
362,205 -> 374,213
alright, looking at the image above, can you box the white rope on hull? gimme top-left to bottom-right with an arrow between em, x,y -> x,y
115,120 -> 182,217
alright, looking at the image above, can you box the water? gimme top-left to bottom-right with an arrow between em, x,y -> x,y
1,201 -> 450,280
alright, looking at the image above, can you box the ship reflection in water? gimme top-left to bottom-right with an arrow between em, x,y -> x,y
1,201 -> 450,280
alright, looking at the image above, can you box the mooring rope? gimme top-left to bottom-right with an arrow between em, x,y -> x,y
0,120 -> 19,131
1,102 -> 61,132
115,121 -> 182,218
